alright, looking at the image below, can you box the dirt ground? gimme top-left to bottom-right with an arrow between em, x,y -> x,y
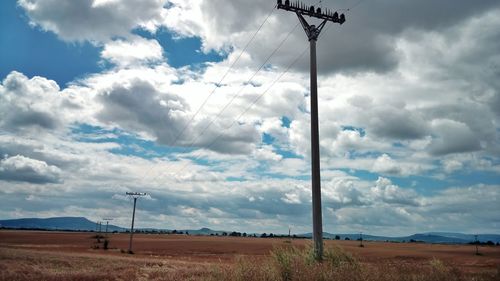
1,230 -> 499,277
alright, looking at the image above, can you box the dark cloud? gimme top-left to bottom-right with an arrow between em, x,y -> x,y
368,106 -> 428,140
96,78 -> 260,154
204,0 -> 500,74
18,0 -> 500,74
97,79 -> 187,144
427,119 -> 481,156
300,0 -> 500,73
3,110 -> 60,130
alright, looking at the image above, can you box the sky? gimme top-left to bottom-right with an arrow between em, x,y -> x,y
0,0 -> 499,236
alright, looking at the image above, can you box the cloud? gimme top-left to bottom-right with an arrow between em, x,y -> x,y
18,0 -> 165,42
441,159 -> 463,174
0,71 -> 99,135
101,36 -> 164,67
160,0 -> 500,74
96,79 -> 187,143
0,71 -> 62,132
281,192 -> 301,204
0,155 -> 62,184
372,154 -> 402,175
367,106 -> 429,140
2,1 -> 500,236
427,119 -> 481,156
371,177 -> 420,207
323,177 -> 367,208
370,154 -> 424,177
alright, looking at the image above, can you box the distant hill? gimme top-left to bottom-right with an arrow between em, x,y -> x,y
182,227 -> 227,236
301,232 -> 500,244
0,217 -> 125,232
1,217 -> 499,244
424,232 -> 500,243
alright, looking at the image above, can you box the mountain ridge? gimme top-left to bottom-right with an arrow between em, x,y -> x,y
0,217 -> 125,232
1,217 -> 499,243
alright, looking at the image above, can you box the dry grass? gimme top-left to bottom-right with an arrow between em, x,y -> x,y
0,248 -> 219,281
213,244 -> 500,281
1,244 -> 499,281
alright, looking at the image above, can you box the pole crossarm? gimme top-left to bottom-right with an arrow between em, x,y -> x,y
277,0 -> 346,24
296,13 -> 327,41
126,192 -> 147,196
126,192 -> 147,198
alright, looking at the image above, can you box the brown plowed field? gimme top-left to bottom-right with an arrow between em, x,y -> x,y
0,230 -> 499,280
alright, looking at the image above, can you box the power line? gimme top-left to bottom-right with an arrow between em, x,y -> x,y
104,3 -> 278,198
337,0 -> 369,12
172,44 -> 309,177
168,3 -> 278,149
102,1 -> 332,202
166,0 -> 324,157
145,21 -> 302,184
173,21 -> 301,156
157,1 -> 330,180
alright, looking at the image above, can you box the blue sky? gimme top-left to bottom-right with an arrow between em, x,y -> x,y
0,0 -> 499,236
0,1 -> 103,86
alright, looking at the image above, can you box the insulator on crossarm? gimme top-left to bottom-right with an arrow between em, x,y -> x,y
333,11 -> 339,20
285,0 -> 289,6
316,7 -> 321,14
339,13 -> 346,23
310,5 -> 314,13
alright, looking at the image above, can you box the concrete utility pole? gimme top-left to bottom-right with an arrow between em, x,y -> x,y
126,192 -> 147,254
277,0 -> 345,260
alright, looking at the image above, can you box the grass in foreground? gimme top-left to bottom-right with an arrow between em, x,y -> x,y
1,245 -> 499,281
213,244 -> 499,281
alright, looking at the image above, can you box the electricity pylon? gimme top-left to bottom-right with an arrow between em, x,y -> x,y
277,0 -> 346,260
126,192 -> 147,254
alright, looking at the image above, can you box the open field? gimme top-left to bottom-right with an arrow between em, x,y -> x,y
1,230 -> 499,280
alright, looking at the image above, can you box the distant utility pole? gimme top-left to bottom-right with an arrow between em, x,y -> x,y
359,232 -> 364,247
94,221 -> 102,243
126,192 -> 147,254
475,234 -> 479,255
277,0 -> 345,260
102,218 -> 113,237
